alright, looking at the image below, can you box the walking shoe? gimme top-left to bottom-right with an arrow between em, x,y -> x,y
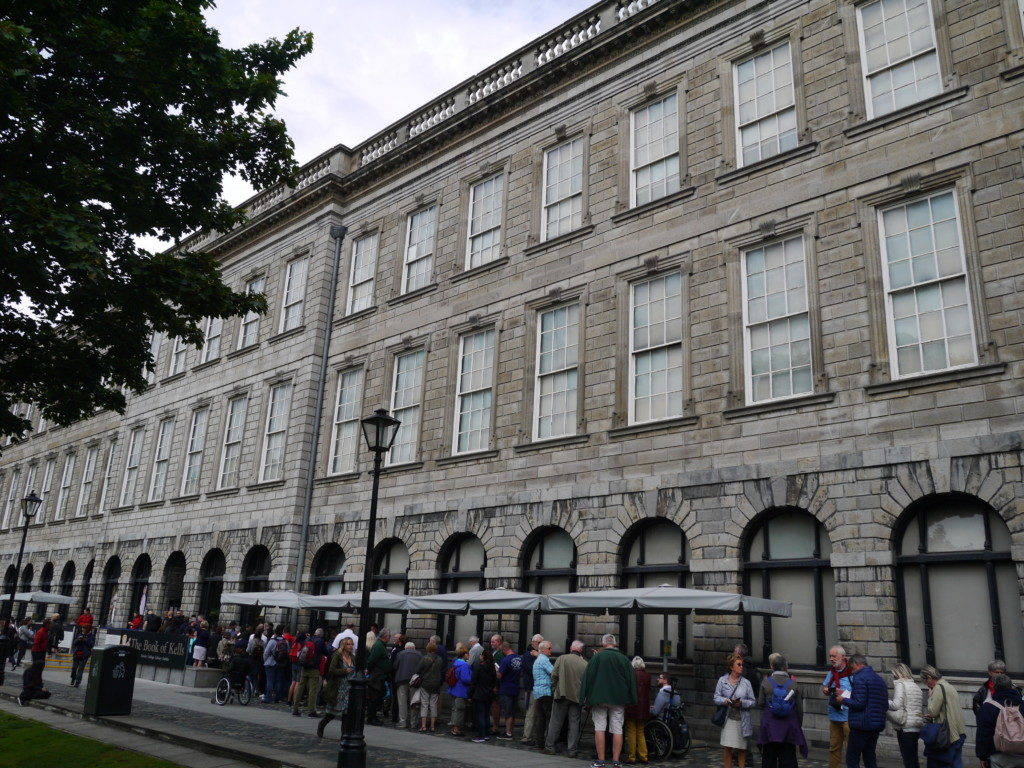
307,712 -> 318,718
16,696 -> 24,707
292,711 -> 301,717
521,739 -> 536,746
471,738 -> 487,743
542,748 -> 556,755
497,733 -> 513,740
590,762 -> 605,768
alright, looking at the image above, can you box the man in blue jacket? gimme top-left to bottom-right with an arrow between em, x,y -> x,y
841,654 -> 888,768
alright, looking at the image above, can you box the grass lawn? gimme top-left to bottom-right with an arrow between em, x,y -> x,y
0,710 -> 187,768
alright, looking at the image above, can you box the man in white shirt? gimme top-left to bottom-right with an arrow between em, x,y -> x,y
333,623 -> 359,652
467,636 -> 483,666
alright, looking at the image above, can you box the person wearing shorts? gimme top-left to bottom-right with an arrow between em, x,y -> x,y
579,634 -> 636,768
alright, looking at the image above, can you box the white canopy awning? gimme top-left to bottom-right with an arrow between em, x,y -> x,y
299,590 -> 409,612
544,584 -> 792,617
218,590 -> 309,609
405,588 -> 546,615
0,591 -> 76,606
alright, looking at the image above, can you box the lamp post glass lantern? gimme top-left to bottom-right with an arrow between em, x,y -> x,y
3,491 -> 43,624
338,409 -> 400,768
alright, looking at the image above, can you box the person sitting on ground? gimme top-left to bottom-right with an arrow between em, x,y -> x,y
18,660 -> 51,706
975,673 -> 1024,768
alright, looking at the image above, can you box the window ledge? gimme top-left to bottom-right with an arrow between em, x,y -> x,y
607,415 -> 698,440
865,362 -> 1006,396
723,391 -> 836,420
206,487 -> 240,499
388,283 -> 439,307
227,343 -> 260,359
513,434 -> 590,454
109,504 -> 134,514
192,358 -> 220,373
715,143 -> 819,186
843,87 -> 970,140
334,306 -> 377,327
450,256 -> 510,284
137,499 -> 166,510
378,461 -> 425,475
246,479 -> 287,492
315,471 -> 361,485
435,449 -> 500,467
160,372 -> 186,385
1001,62 -> 1024,81
523,225 -> 595,257
44,519 -> 64,527
170,494 -> 201,505
610,187 -> 697,225
267,325 -> 305,345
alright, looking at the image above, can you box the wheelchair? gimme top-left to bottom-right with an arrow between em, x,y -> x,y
644,694 -> 691,760
213,672 -> 254,706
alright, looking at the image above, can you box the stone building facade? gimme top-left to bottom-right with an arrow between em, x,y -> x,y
2,0 -> 1023,758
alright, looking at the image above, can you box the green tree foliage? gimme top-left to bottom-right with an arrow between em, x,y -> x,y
0,0 -> 312,442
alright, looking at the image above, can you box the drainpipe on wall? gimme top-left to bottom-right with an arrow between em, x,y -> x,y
293,224 -> 348,603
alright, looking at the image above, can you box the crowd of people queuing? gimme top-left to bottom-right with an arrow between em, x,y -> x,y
1,606 -> 1023,768
713,643 -> 1024,768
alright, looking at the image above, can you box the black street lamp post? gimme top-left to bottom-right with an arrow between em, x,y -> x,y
338,408 -> 400,768
3,491 -> 43,622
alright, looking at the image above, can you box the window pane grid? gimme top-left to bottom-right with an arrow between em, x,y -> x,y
168,338 -> 187,376
202,317 -> 222,362
219,397 -> 247,489
145,333 -> 162,384
468,174 -> 504,269
347,234 -> 378,314
744,236 -> 812,402
238,276 -> 265,348
261,383 -> 292,482
148,419 -> 174,501
858,0 -> 940,117
536,304 -> 580,440
880,191 -> 976,377
76,446 -> 99,517
631,274 -> 683,423
543,139 -> 584,240
281,258 -> 308,332
181,408 -> 209,496
2,469 -> 20,529
388,351 -> 425,465
119,427 -> 144,507
404,207 -> 437,293
330,369 -> 364,475
735,43 -> 797,166
96,445 -> 113,514
632,94 -> 681,206
54,454 -> 76,521
456,330 -> 495,453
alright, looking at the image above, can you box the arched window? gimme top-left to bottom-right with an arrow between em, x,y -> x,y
162,551 -> 186,612
99,556 -> 122,626
36,562 -> 54,620
79,559 -> 95,617
128,554 -> 151,618
743,508 -> 835,667
199,549 -> 226,621
438,534 -> 486,648
311,544 -> 346,627
58,561 -> 75,622
522,527 -> 577,654
371,539 -> 409,632
896,494 -> 1024,674
239,546 -> 271,626
620,519 -> 690,661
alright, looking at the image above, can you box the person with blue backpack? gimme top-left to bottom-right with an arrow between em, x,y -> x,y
840,654 -> 889,768
757,653 -> 807,768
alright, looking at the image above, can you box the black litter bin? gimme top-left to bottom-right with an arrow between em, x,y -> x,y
83,644 -> 139,716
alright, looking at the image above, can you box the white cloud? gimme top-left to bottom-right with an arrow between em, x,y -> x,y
206,0 -> 595,204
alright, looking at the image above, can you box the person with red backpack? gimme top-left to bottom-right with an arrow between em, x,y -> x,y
976,674 -> 1024,768
757,653 -> 808,768
292,630 -> 322,718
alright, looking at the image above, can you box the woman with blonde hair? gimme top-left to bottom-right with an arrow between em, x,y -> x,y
714,652 -> 756,768
887,663 -> 923,768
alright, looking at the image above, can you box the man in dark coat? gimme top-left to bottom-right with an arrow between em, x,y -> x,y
842,654 -> 888,768
976,673 -> 1024,768
0,617 -> 13,685
18,660 -> 51,706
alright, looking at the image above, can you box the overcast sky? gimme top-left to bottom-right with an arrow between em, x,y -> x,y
207,0 -> 595,206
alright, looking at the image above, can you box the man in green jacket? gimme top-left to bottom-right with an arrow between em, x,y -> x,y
365,628 -> 392,724
579,633 -> 637,768
545,639 -> 588,757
